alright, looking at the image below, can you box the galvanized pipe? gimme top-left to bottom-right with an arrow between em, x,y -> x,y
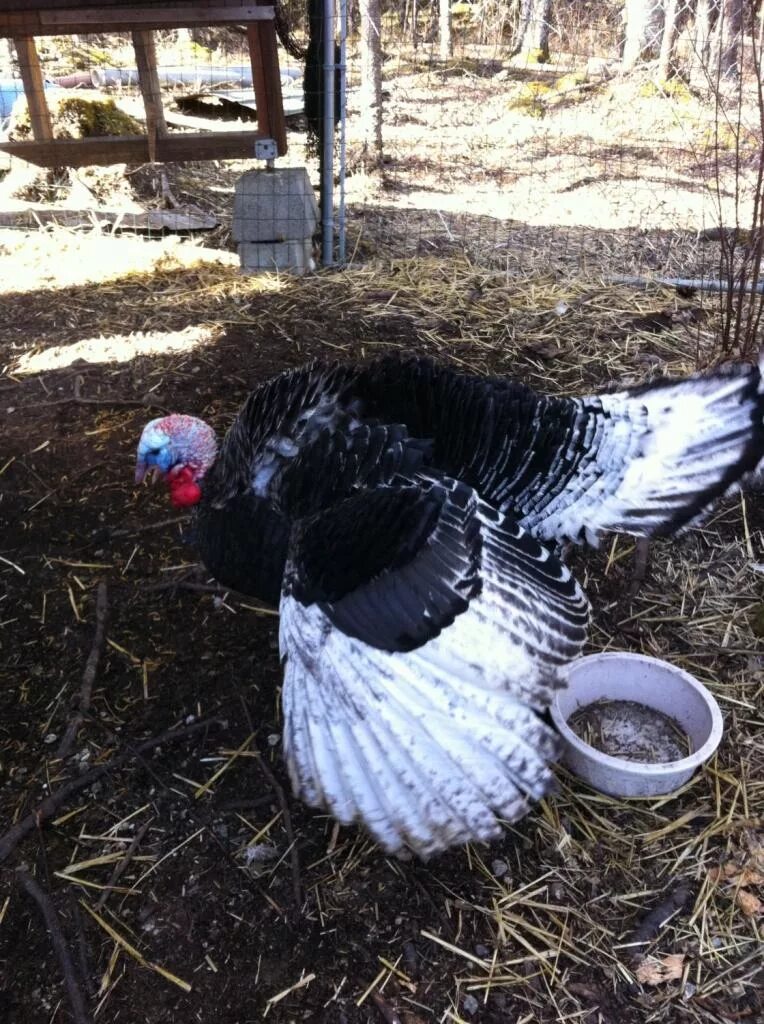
321,0 -> 335,266
337,0 -> 348,264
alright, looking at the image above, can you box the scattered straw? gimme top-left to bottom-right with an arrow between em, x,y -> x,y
81,902 -> 191,993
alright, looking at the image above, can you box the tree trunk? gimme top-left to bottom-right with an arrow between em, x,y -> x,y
657,0 -> 680,79
711,0 -> 744,80
359,0 -> 383,165
622,0 -> 665,71
692,0 -> 717,68
439,0 -> 452,59
514,0 -> 552,62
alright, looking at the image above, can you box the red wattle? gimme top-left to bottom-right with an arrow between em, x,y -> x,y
167,466 -> 202,508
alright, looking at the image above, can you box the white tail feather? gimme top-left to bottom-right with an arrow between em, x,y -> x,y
280,598 -> 560,857
528,363 -> 764,545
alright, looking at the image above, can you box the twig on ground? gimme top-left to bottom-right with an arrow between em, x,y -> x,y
57,581 -> 109,760
12,869 -> 92,1024
239,697 -> 302,913
140,579 -> 221,596
95,819 -> 153,911
371,991 -> 403,1024
628,537 -> 651,597
69,895 -> 97,1000
624,883 -> 694,959
255,750 -> 302,912
139,579 -> 277,617
0,718 -> 225,866
105,516 -> 190,540
38,396 -> 169,412
160,168 -> 180,209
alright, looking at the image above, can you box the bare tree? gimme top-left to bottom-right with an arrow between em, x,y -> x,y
657,0 -> 681,79
712,0 -> 744,79
687,0 -> 749,84
512,0 -> 553,62
692,0 -> 718,68
359,0 -> 383,165
439,0 -> 452,59
622,0 -> 665,71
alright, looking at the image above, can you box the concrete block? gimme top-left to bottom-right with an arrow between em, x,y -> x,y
238,239 -> 315,275
232,167 -> 319,243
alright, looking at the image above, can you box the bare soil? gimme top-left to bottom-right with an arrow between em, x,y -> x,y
0,30 -> 762,1024
0,244 -> 761,1024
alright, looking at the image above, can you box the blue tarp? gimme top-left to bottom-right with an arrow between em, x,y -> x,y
0,78 -> 26,121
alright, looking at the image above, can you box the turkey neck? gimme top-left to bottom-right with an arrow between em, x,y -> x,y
194,492 -> 289,606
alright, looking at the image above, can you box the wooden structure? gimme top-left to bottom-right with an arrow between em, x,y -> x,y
0,1 -> 288,167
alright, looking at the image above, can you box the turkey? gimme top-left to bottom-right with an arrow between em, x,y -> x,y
135,353 -> 764,856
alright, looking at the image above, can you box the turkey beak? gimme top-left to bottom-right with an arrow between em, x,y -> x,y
135,461 -> 160,484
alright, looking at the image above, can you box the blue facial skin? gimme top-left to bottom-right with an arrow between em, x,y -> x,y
136,425 -> 174,481
140,442 -> 174,474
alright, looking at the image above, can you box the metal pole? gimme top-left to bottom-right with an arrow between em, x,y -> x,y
337,0 -> 348,264
321,0 -> 335,266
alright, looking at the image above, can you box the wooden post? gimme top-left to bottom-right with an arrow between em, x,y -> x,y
246,21 -> 287,155
12,35 -> 52,139
132,30 -> 167,163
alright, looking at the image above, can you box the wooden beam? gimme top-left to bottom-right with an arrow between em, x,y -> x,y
131,30 -> 167,163
0,6 -> 274,35
246,21 -> 287,155
12,35 -> 52,139
0,131 -> 267,167
0,1 -> 242,8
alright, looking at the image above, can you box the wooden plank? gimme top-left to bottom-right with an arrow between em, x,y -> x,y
0,207 -> 218,231
131,30 -> 167,163
12,35 -> 52,139
0,1 -> 268,9
0,131 -> 267,167
0,6 -> 274,34
246,21 -> 286,155
0,6 -> 274,35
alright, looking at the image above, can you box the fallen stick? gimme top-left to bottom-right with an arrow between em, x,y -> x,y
13,869 -> 92,1024
57,581 -> 108,760
0,718 -> 225,866
38,396 -> 169,411
254,749 -> 302,912
628,537 -> 651,598
94,819 -> 152,911
239,697 -> 302,912
104,515 -> 190,540
371,992 -> 403,1024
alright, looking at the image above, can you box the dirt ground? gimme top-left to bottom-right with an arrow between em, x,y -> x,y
0,234 -> 762,1024
0,27 -> 762,1024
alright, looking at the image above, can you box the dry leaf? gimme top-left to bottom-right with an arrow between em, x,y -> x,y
738,868 -> 764,887
635,953 -> 685,986
708,862 -> 764,888
734,889 -> 763,917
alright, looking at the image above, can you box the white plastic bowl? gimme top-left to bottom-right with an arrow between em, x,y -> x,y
551,652 -> 724,798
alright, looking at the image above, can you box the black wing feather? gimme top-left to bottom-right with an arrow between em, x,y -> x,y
285,481 -> 482,652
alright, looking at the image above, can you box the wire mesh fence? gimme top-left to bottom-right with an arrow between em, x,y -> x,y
343,0 -> 762,282
0,1 -> 760,286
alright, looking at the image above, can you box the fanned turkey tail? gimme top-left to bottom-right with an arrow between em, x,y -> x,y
514,353 -> 764,546
349,352 -> 764,549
